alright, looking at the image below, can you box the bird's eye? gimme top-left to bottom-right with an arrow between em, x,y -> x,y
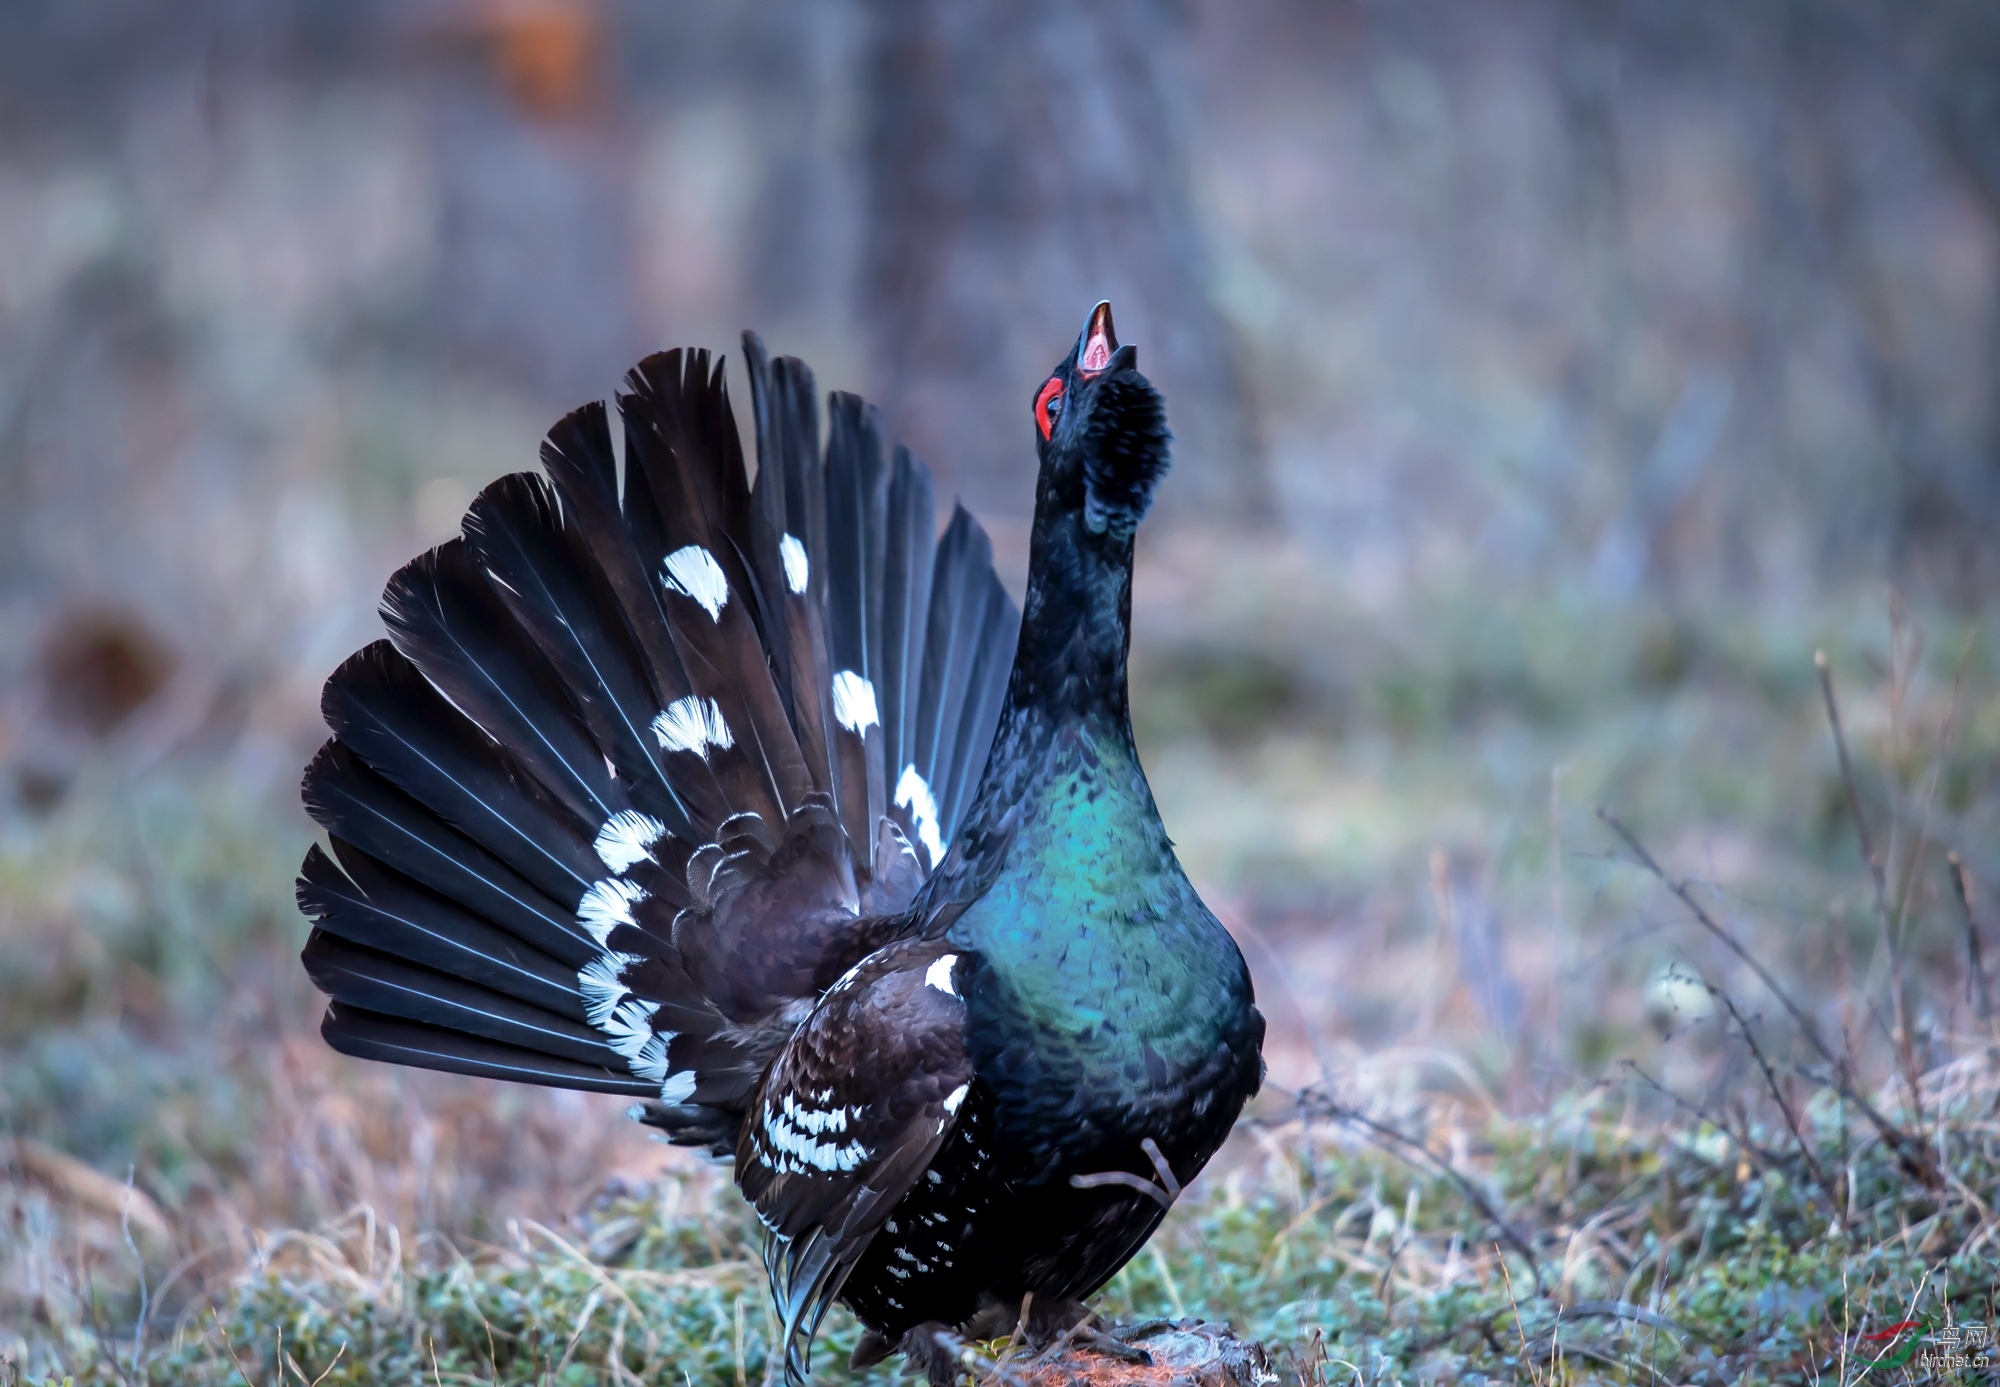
1034,377 -> 1064,441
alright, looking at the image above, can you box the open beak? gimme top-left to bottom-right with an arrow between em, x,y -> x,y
1076,301 -> 1119,376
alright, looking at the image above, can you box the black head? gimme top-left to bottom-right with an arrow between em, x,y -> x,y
1031,301 -> 1171,543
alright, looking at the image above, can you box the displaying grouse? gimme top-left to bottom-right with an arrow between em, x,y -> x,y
297,302 -> 1266,1382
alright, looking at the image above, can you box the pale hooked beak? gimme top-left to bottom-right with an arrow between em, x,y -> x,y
1076,301 -> 1118,376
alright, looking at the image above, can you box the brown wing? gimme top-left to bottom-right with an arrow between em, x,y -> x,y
735,937 -> 974,1383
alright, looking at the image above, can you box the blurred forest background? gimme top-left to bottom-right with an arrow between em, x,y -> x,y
3,0 -> 2000,1373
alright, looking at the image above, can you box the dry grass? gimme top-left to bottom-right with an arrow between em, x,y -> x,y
3,570 -> 1997,1384
6,1037 -> 1996,1384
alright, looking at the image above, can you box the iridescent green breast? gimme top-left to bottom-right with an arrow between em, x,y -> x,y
945,726 -> 1248,1076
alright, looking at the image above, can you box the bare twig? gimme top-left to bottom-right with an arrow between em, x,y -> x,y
1889,631 -> 1970,945
121,1165 -> 152,1377
211,1306 -> 257,1387
1070,1171 -> 1174,1208
1700,983 -> 1837,1214
1816,651 -> 1924,1130
1619,1060 -> 1785,1175
1564,1300 -> 1691,1339
1289,1091 -> 1546,1297
1070,1135 -> 1182,1209
1949,853 -> 1993,1026
1596,808 -> 1939,1187
1139,1138 -> 1183,1202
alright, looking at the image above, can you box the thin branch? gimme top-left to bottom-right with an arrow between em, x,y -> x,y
1949,852 -> 1994,1026
1619,1060 -> 1784,1173
1287,1091 -> 1546,1297
1069,1170 -> 1174,1208
121,1165 -> 152,1377
1138,1138 -> 1182,1202
1700,982 -> 1837,1215
1595,808 -> 1939,1187
1816,650 -> 1924,1130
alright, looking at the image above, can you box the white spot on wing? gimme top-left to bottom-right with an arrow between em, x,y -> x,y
594,810 -> 666,873
578,877 -> 647,944
831,670 -> 878,734
662,544 -> 729,619
895,764 -> 945,868
761,1102 -> 870,1171
779,533 -> 809,594
781,1092 -> 853,1134
943,1082 -> 969,1114
652,696 -> 734,757
925,954 -> 959,997
660,1070 -> 697,1105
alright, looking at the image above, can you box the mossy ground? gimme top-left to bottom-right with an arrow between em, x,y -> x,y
11,1053 -> 1996,1385
4,572 -> 1997,1384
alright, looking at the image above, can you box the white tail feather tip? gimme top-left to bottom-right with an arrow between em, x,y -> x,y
594,810 -> 666,873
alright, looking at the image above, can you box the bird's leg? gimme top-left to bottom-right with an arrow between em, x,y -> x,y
896,1322 -> 969,1387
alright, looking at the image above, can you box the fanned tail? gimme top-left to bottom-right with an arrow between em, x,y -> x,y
299,334 -> 1019,1155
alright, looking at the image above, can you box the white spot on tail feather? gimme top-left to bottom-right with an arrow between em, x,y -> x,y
578,877 -> 647,945
779,533 -> 809,594
662,544 -> 729,619
623,1031 -> 675,1084
895,765 -> 944,868
925,954 -> 959,997
594,810 -> 666,873
659,1070 -> 697,1104
831,670 -> 878,734
652,696 -> 734,758
578,951 -> 643,1028
601,996 -> 661,1060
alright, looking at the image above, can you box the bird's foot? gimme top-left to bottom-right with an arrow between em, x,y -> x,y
1069,1323 -> 1155,1366
859,1321 -> 967,1387
1013,1298 -> 1154,1367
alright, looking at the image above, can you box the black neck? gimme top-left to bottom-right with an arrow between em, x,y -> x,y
1003,477 -> 1136,726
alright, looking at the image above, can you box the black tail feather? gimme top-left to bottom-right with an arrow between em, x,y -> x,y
539,401 -> 701,725
301,333 -> 1020,1135
920,507 -> 1022,841
941,567 -> 1020,838
382,540 -> 625,830
320,640 -> 600,906
624,350 -> 814,835
880,446 -> 937,817
465,472 -> 696,837
300,841 -> 584,1020
321,1003 -> 657,1096
304,931 -> 613,1067
823,393 -> 891,852
301,740 -> 594,966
